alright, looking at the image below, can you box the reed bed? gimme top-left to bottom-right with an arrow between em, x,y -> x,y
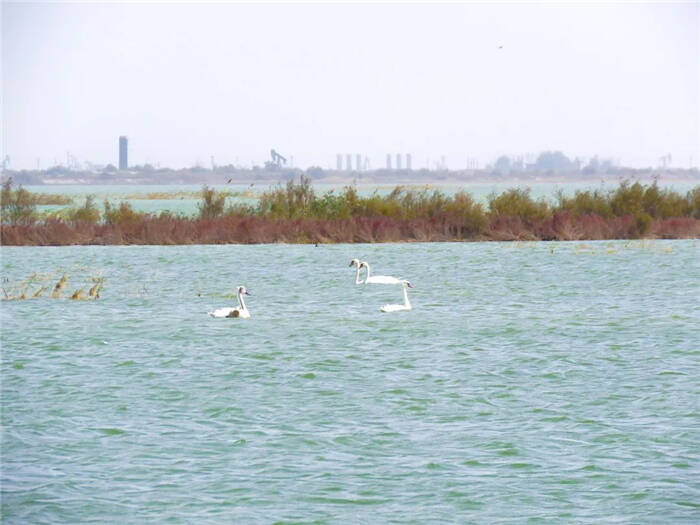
2,178 -> 698,245
1,270 -> 104,301
122,190 -> 254,200
30,193 -> 74,205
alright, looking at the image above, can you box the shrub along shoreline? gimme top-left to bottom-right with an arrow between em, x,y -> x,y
1,177 -> 698,245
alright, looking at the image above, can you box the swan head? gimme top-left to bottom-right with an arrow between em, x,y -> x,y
349,258 -> 360,267
403,281 -> 413,288
358,261 -> 368,269
237,286 -> 251,296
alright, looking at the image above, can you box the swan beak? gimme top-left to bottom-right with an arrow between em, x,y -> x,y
406,283 -> 414,288
245,291 -> 251,295
348,261 -> 355,267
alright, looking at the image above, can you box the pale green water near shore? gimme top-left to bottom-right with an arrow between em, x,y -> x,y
1,241 -> 699,523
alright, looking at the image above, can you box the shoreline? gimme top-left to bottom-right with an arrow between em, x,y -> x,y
21,175 -> 700,187
5,168 -> 699,188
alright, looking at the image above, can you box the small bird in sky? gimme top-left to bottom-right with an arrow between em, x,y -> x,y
498,45 -> 503,49
227,178 -> 232,183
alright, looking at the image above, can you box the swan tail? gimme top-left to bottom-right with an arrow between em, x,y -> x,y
209,308 -> 233,318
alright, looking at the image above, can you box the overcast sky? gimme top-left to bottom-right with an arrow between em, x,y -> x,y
2,1 -> 698,170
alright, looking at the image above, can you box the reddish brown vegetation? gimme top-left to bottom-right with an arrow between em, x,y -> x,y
2,179 -> 698,245
2,213 -> 698,245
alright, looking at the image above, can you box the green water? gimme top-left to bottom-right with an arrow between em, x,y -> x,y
1,241 -> 698,523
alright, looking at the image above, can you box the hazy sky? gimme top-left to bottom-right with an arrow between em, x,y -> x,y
2,1 -> 698,170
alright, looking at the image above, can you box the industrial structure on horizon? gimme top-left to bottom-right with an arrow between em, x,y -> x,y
335,153 -> 373,171
119,136 -> 128,170
18,138 -> 680,174
385,154 -> 412,170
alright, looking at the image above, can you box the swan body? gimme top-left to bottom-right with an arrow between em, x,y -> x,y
360,261 -> 403,284
209,286 -> 251,318
349,258 -> 365,284
380,281 -> 413,312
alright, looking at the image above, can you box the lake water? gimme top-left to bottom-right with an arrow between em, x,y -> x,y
1,240 -> 698,523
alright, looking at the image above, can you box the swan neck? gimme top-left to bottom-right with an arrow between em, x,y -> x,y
364,263 -> 371,280
355,264 -> 362,284
402,284 -> 411,308
237,291 -> 247,311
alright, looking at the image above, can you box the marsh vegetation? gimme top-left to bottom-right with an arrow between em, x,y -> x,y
1,177 -> 698,245
2,269 -> 104,301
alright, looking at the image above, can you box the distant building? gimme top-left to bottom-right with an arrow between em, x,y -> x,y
119,136 -> 128,170
336,154 -> 343,170
396,153 -> 402,170
386,154 -> 392,170
406,154 -> 412,170
356,154 -> 362,172
346,154 -> 352,171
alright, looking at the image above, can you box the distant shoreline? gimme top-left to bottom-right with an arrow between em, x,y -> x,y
4,167 -> 699,187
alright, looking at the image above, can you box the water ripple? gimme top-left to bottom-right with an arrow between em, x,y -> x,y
1,240 -> 699,523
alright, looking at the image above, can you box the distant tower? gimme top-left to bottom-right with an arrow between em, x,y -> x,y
356,154 -> 362,172
396,154 -> 402,170
346,154 -> 352,171
336,154 -> 343,170
386,154 -> 392,170
406,154 -> 412,171
119,136 -> 128,170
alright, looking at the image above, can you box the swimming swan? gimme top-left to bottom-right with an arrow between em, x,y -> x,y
380,281 -> 413,312
349,258 -> 365,284
360,261 -> 403,285
209,286 -> 251,318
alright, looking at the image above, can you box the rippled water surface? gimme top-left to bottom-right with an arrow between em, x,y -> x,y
2,241 -> 698,523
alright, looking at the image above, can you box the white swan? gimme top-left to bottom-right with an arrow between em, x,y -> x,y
209,286 -> 251,318
380,281 -> 413,312
360,261 -> 403,284
349,258 -> 365,284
